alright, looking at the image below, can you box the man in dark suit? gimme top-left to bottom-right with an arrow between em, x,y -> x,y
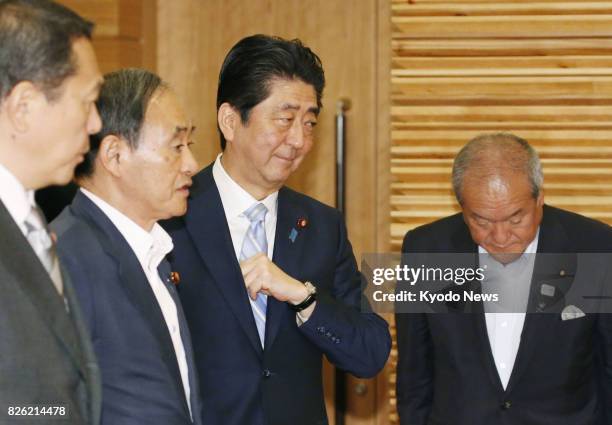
51,69 -> 202,425
0,1 -> 103,423
396,132 -> 612,425
163,34 -> 391,425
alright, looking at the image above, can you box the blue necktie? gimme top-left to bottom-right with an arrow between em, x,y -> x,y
240,203 -> 268,347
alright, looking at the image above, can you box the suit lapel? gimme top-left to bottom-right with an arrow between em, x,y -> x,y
158,259 -> 197,419
449,220 -> 507,391
266,188 -> 307,349
0,201 -> 87,377
70,192 -> 185,397
505,206 -> 573,393
185,167 -> 263,357
471,303 -> 507,392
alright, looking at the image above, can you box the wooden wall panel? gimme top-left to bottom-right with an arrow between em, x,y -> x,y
91,39 -> 144,71
389,0 -> 612,251
156,0 -> 377,211
57,0 -> 156,73
375,2 -> 394,424
59,0 -> 119,36
387,1 -> 612,425
393,16 -> 612,38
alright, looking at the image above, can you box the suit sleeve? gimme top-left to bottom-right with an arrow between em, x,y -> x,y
297,210 -> 391,378
593,250 -> 612,425
395,230 -> 434,425
596,313 -> 612,424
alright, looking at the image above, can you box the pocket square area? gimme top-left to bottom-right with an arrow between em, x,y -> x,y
561,305 -> 586,321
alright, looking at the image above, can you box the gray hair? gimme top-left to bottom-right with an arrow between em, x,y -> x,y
75,68 -> 168,178
452,132 -> 544,204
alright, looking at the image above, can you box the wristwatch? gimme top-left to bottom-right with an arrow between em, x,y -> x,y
289,281 -> 317,312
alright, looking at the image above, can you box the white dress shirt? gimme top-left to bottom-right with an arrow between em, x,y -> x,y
212,154 -> 278,259
81,188 -> 192,418
0,163 -> 64,295
0,162 -> 36,236
480,230 -> 539,390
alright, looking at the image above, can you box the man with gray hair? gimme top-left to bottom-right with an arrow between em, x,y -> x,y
396,132 -> 612,425
0,1 -> 103,423
51,68 -> 202,425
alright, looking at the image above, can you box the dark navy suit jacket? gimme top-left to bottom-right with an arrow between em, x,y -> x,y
396,205 -> 612,425
163,164 -> 391,425
51,191 -> 202,425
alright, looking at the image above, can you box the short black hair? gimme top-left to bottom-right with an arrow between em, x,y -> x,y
216,34 -> 325,150
0,0 -> 94,103
75,68 -> 166,178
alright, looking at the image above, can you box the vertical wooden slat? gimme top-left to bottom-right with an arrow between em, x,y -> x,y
376,1 -> 394,425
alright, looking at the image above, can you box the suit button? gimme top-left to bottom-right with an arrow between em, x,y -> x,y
325,331 -> 332,338
334,337 -> 341,344
317,326 -> 326,334
502,401 -> 512,410
262,369 -> 272,379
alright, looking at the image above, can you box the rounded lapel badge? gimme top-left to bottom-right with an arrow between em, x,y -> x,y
170,271 -> 181,286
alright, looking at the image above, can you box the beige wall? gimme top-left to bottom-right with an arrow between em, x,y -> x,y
59,0 -> 157,72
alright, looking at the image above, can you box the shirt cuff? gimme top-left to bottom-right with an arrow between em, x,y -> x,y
296,310 -> 310,326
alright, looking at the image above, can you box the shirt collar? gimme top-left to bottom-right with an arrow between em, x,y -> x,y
212,153 -> 278,218
80,188 -> 173,270
478,227 -> 540,259
0,162 -> 36,227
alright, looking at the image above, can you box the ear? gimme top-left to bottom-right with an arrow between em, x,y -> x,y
218,102 -> 239,144
97,135 -> 131,177
2,81 -> 46,133
536,190 -> 544,207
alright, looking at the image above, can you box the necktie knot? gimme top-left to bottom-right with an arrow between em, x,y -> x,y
24,205 -> 53,252
244,203 -> 267,224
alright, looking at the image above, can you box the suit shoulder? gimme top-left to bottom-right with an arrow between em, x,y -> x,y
52,207 -> 90,239
282,186 -> 341,220
546,205 -> 612,249
547,205 -> 610,233
189,163 -> 214,196
51,207 -> 105,256
402,213 -> 465,251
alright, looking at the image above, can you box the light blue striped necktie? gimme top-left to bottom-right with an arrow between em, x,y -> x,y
240,203 -> 268,347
